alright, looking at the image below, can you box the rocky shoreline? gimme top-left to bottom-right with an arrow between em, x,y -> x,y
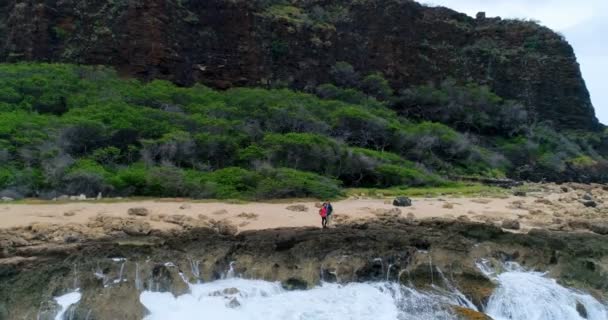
1,215 -> 607,319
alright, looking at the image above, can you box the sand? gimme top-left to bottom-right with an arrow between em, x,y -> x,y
0,189 -> 589,232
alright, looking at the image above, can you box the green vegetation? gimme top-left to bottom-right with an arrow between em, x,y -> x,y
0,63 -> 606,200
346,183 -> 505,198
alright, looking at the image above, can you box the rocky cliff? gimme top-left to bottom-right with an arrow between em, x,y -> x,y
0,0 -> 600,131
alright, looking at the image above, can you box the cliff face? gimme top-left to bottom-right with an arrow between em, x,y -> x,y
0,0 -> 599,130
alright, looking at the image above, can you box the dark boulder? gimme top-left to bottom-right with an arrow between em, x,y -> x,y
282,278 -> 308,291
581,200 -> 597,208
393,197 -> 412,207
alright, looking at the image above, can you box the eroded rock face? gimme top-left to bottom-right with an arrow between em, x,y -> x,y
0,0 -> 598,130
1,220 -> 608,318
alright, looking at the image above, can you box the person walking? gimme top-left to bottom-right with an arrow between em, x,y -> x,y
325,200 -> 334,226
319,204 -> 328,229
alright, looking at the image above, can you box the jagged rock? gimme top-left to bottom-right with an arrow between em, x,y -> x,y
589,223 -> 608,235
63,211 -> 76,217
501,219 -> 520,230
286,204 -> 308,212
227,298 -> 241,308
569,219 -> 592,230
282,278 -> 308,290
576,301 -> 588,319
373,208 -> 402,218
122,220 -> 152,236
393,197 -> 412,207
210,220 -> 238,236
453,306 -> 493,320
236,212 -> 258,220
457,215 -> 471,222
128,207 -> 149,216
534,198 -> 552,205
561,186 -> 569,193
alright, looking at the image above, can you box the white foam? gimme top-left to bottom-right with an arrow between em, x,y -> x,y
140,279 -> 461,320
486,271 -> 607,320
54,291 -> 81,320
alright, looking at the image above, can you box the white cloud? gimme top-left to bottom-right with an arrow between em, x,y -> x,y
422,0 -> 608,124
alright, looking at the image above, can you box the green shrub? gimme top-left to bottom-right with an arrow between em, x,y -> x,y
256,168 -> 342,199
375,164 -> 444,187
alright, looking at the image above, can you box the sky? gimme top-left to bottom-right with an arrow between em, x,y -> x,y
422,0 -> 608,124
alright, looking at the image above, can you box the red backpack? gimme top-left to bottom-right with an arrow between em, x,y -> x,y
319,207 -> 327,218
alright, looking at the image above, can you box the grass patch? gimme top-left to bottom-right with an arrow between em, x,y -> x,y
345,183 -> 506,198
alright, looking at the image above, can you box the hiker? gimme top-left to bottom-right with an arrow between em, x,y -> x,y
325,201 -> 334,225
319,203 -> 328,229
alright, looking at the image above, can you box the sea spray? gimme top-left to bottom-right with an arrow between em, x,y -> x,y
53,292 -> 81,320
478,260 -> 608,320
135,262 -> 143,291
140,279 -> 471,320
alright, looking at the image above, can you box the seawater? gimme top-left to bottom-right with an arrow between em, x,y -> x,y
140,278 -> 463,320
52,262 -> 608,320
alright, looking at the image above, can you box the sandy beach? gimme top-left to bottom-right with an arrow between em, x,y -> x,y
1,183 -> 607,234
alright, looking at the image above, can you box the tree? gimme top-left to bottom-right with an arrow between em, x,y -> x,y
330,61 -> 359,87
360,73 -> 392,100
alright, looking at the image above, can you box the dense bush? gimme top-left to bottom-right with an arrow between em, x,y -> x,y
0,63 -> 605,199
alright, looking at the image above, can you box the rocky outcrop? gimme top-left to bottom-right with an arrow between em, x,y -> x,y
0,0 -> 599,130
2,219 -> 608,318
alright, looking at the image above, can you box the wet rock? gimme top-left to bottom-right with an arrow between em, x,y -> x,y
223,287 -> 240,295
576,301 -> 588,319
282,278 -> 308,290
286,204 -> 308,212
393,197 -> 412,207
148,264 -> 189,295
72,280 -> 148,320
227,298 -> 241,308
589,223 -> 608,235
501,219 -> 520,230
582,193 -> 593,201
453,306 -> 493,320
127,207 -> 149,216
